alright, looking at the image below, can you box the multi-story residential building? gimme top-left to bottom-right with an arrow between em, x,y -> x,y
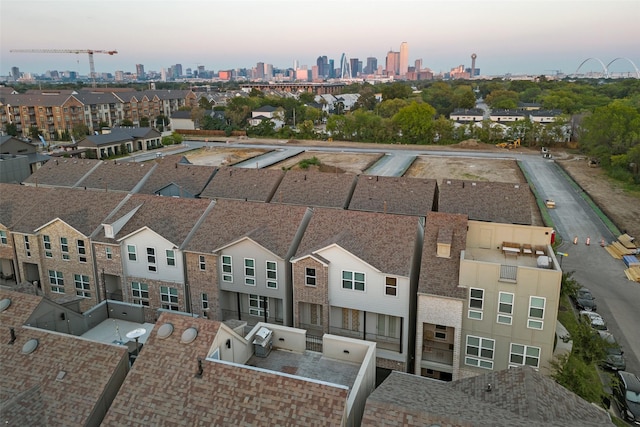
291,208 -> 423,372
93,194 -> 213,322
184,199 -> 311,325
77,127 -> 162,159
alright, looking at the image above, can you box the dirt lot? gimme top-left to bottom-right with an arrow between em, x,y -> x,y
183,138 -> 639,236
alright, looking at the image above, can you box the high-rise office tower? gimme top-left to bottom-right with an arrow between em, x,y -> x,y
364,57 -> 377,75
386,51 -> 400,76
399,42 -> 409,76
414,59 -> 422,73
136,64 -> 145,79
264,63 -> 273,79
256,62 -> 265,79
350,58 -> 359,78
11,67 -> 20,81
173,64 -> 183,78
328,59 -> 335,78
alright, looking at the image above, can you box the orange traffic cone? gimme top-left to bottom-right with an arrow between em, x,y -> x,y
600,238 -> 605,247
573,236 -> 578,245
586,236 -> 591,246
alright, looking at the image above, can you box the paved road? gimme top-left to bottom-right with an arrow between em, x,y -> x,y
141,139 -> 640,373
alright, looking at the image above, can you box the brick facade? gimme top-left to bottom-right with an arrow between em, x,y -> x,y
122,275 -> 187,323
185,252 -> 219,320
292,257 -> 329,333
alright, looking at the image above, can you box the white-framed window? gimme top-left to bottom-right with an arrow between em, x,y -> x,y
266,261 -> 277,289
305,267 -> 316,286
0,230 -> 7,245
465,335 -> 495,370
222,255 -> 232,282
127,244 -> 137,262
24,235 -> 31,257
160,286 -> 179,311
131,281 -> 149,306
527,296 -> 545,330
497,292 -> 514,325
147,247 -> 157,272
43,235 -> 52,258
74,274 -> 91,298
166,249 -> 176,267
244,258 -> 255,286
202,293 -> 209,310
342,270 -> 365,291
249,294 -> 268,317
48,270 -> 64,293
468,288 -> 484,320
105,246 -> 113,260
77,239 -> 87,263
60,237 -> 69,260
377,314 -> 399,339
385,277 -> 397,296
435,324 -> 447,340
510,343 -> 541,368
199,255 -> 206,271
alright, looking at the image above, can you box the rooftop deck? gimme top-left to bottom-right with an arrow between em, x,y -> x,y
464,246 -> 557,270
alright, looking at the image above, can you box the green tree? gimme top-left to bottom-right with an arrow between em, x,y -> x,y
421,82 -> 454,117
452,85 -> 477,110
392,101 -> 436,144
353,85 -> 378,111
377,98 -> 409,118
432,116 -> 456,144
225,96 -> 258,127
72,124 -> 90,140
198,97 -> 213,110
190,107 -> 206,128
381,82 -> 412,101
298,92 -> 315,105
155,114 -> 169,131
139,117 -> 150,127
485,89 -> 519,110
121,119 -> 134,127
5,122 -> 18,136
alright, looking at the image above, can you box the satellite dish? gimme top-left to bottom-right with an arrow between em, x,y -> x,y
125,328 -> 147,340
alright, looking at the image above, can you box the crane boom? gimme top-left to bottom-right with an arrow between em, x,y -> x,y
10,49 -> 118,87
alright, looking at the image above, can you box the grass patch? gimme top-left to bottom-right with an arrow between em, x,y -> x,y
298,156 -> 321,169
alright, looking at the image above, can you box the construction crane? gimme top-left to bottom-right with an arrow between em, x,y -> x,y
10,49 -> 118,87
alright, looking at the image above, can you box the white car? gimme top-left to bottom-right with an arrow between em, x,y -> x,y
580,310 -> 608,331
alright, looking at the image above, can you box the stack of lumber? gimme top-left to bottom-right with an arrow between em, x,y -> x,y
624,266 -> 640,283
605,234 -> 637,259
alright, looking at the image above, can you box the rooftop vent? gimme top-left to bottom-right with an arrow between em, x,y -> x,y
0,298 -> 11,312
157,323 -> 174,339
181,327 -> 198,344
22,338 -> 39,355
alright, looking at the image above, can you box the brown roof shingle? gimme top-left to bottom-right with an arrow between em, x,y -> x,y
349,175 -> 437,215
136,155 -> 215,197
199,166 -> 284,202
22,158 -> 101,187
77,160 -> 153,192
272,170 -> 357,208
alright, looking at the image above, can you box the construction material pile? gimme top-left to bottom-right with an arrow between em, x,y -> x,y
605,234 -> 640,282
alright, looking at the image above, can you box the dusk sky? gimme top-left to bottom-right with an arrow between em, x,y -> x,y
1,0 -> 638,77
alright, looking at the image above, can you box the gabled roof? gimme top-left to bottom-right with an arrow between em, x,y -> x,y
293,208 -> 420,276
272,170 -> 357,209
102,312 -> 348,426
0,184 -> 47,228
418,211 -> 468,299
0,290 -> 129,427
438,179 -> 533,225
8,186 -> 127,236
96,193 -> 212,246
185,199 -> 309,257
70,91 -> 122,105
253,104 -> 279,113
136,155 -> 215,197
363,368 -> 613,427
77,160 -> 153,192
199,166 -> 285,202
450,108 -> 485,116
349,175 -> 437,216
22,158 -> 101,187
78,127 -> 161,148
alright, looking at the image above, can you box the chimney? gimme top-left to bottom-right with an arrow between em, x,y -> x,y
9,327 -> 16,345
195,357 -> 203,378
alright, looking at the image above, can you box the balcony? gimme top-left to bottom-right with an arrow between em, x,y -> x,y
422,341 -> 454,365
329,326 -> 401,352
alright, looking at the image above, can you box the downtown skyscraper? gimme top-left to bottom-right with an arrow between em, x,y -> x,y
399,42 -> 409,76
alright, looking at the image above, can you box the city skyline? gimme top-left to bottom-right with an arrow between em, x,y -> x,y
1,0 -> 639,77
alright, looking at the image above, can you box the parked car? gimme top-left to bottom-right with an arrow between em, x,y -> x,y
613,371 -> 640,424
572,287 -> 597,311
600,332 -> 626,371
580,310 -> 608,332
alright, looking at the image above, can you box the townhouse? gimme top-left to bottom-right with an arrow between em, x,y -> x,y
77,127 -> 162,159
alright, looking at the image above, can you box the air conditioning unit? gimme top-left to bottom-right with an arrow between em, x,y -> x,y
252,327 -> 273,358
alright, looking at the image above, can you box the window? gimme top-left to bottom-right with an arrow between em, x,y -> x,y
377,314 -> 399,338
221,255 -> 232,282
528,296 -> 545,329
266,261 -> 277,289
43,235 -> 52,258
465,335 -> 495,369
468,288 -> 484,320
199,255 -> 206,271
0,230 -> 7,245
244,258 -> 255,286
305,268 -> 316,286
497,292 -> 514,325
147,247 -> 157,272
77,239 -> 87,262
435,324 -> 447,340
60,237 -> 69,260
249,294 -> 268,317
160,286 -> 179,311
166,249 -> 175,267
74,274 -> 91,298
342,270 -> 365,291
24,235 -> 31,257
202,293 -> 209,310
48,270 -> 64,293
510,343 -> 541,368
131,282 -> 149,306
385,277 -> 397,296
105,247 -> 113,260
127,245 -> 137,261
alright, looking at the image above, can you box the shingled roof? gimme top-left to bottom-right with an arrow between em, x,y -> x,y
293,208 -> 420,277
0,184 -> 49,228
438,179 -> 533,225
102,312 -> 349,426
349,175 -> 437,216
418,211 -> 468,299
77,160 -> 154,192
271,170 -> 357,209
362,368 -> 613,427
136,155 -> 215,197
22,158 -> 101,187
199,166 -> 284,202
0,290 -> 129,427
185,199 -> 310,257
